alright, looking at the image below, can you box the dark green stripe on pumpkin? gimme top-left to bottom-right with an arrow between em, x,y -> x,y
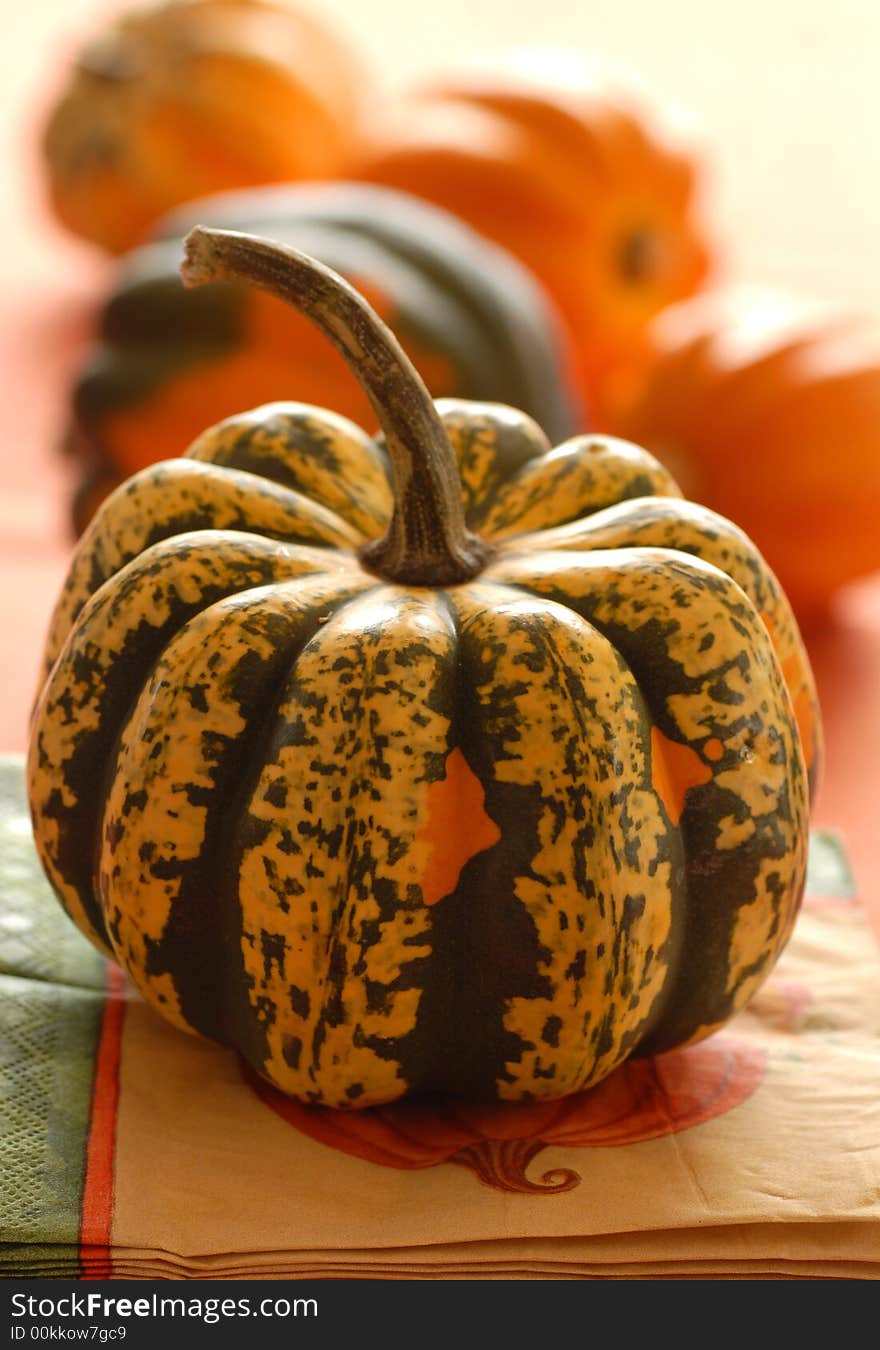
74,264 -> 246,421
393,594 -> 556,1099
71,183 -> 582,470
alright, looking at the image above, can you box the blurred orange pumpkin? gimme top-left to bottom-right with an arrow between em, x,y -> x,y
41,0 -> 368,254
614,286 -> 880,624
352,49 -> 714,425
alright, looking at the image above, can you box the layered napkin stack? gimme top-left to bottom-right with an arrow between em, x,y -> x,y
2,754 -> 878,1281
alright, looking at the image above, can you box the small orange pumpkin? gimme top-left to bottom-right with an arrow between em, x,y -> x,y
41,0 -> 368,254
615,286 -> 880,624
352,49 -> 714,425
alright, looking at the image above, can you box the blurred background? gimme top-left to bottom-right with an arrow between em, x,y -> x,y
2,0 -> 879,930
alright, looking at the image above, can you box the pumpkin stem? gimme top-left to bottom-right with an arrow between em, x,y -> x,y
181,226 -> 491,586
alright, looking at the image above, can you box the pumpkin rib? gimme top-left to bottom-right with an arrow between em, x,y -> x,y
479,433 -> 682,540
183,400 -> 394,537
480,547 -> 810,1053
440,583 -> 686,1099
424,96 -> 639,224
162,51 -> 349,181
437,400 -> 553,530
226,584 -> 460,1104
508,494 -> 822,796
44,459 -> 362,672
29,530 -> 358,952
99,571 -> 376,1050
415,70 -> 686,193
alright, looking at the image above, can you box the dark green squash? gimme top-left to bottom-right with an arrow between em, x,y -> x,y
66,181 -> 584,531
30,229 -> 819,1108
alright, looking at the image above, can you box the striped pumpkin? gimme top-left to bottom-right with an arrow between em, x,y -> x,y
28,230 -> 819,1108
66,182 -> 582,533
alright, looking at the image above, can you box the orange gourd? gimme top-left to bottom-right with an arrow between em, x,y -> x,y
41,0 -> 368,254
352,49 -> 713,425
615,286 -> 880,623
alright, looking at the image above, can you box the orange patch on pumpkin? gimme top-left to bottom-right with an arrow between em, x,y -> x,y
651,727 -> 713,826
415,747 -> 501,907
703,736 -> 724,762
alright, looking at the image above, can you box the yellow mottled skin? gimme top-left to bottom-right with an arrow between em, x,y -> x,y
513,495 -> 822,794
715,814 -> 757,851
43,456 -> 365,678
480,434 -> 682,540
185,403 -> 394,537
236,588 -> 454,1103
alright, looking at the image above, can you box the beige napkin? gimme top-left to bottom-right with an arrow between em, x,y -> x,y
2,754 -> 878,1279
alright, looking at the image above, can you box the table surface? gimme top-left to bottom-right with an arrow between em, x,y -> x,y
2,0 -> 879,940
